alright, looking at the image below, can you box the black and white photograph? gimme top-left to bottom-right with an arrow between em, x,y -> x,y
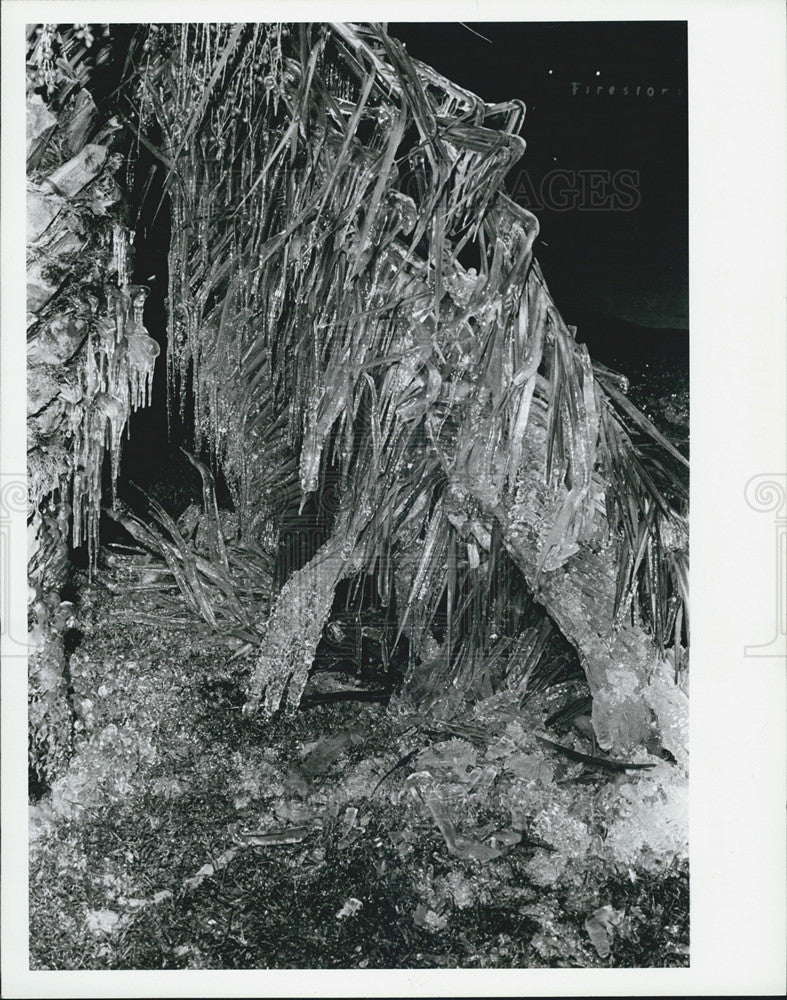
2,1 -> 785,995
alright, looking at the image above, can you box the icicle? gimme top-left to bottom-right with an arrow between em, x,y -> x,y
113,222 -> 129,289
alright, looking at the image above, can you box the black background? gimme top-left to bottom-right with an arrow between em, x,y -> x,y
388,22 -> 688,335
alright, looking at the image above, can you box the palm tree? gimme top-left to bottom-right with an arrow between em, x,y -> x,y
67,22 -> 690,752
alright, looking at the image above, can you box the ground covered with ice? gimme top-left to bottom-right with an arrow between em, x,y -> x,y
30,559 -> 688,970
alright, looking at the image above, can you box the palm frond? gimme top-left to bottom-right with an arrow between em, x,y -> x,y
121,22 -> 688,716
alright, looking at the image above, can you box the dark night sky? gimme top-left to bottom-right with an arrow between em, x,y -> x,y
388,22 -> 688,333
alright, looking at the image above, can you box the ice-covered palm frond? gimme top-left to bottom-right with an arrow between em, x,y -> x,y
125,21 -> 688,713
